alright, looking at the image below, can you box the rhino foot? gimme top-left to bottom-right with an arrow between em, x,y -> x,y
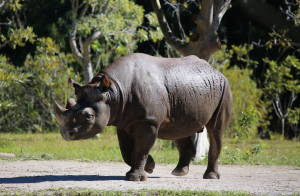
126,170 -> 147,181
171,166 -> 189,176
203,171 -> 220,179
144,155 -> 155,174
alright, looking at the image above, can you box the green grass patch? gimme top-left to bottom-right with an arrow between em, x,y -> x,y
0,128 -> 300,166
1,188 -> 254,196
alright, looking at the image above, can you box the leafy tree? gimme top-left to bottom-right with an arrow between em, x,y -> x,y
0,0 -> 36,50
264,56 -> 300,137
0,38 -> 77,132
68,0 -> 144,82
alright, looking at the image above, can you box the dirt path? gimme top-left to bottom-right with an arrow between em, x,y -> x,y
0,160 -> 299,195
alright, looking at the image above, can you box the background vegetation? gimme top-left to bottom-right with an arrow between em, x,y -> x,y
0,0 -> 299,141
1,131 -> 300,166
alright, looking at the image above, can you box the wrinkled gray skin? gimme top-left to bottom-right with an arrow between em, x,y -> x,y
54,53 -> 232,181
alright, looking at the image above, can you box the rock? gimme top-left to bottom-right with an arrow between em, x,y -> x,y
0,152 -> 16,158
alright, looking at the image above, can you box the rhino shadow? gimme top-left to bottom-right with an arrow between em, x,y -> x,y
0,175 -> 125,183
0,175 -> 160,184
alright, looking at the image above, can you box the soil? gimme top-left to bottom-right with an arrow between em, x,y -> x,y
0,160 -> 299,195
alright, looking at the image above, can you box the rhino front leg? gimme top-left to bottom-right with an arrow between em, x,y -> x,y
172,136 -> 196,176
117,128 -> 155,174
125,124 -> 157,181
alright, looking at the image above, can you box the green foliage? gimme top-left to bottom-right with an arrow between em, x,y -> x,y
69,0 -> 145,73
212,46 -> 266,139
0,38 -> 77,132
1,132 -> 300,166
0,0 -> 36,49
8,26 -> 36,49
137,12 -> 164,43
264,55 -> 300,136
264,56 -> 300,95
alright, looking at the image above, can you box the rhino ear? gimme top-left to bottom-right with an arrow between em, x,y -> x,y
69,78 -> 82,96
101,75 -> 112,90
90,74 -> 112,90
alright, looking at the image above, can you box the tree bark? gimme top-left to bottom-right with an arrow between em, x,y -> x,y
83,61 -> 93,83
281,118 -> 285,137
151,0 -> 231,60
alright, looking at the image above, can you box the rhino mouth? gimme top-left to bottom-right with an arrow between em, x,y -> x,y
61,127 -> 102,140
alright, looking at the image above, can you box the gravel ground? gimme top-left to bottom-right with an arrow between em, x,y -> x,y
0,160 -> 299,195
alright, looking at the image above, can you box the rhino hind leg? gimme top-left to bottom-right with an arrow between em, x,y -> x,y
171,136 -> 196,176
204,89 -> 231,179
117,128 -> 155,174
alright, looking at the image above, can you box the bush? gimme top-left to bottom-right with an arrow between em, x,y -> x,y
223,67 -> 265,138
212,46 -> 266,139
0,38 -> 77,132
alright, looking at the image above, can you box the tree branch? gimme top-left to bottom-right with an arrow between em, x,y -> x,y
0,0 -> 6,9
83,31 -> 101,49
213,0 -> 231,29
151,0 -> 188,51
152,0 -> 231,59
0,41 -> 9,49
69,28 -> 83,64
201,0 -> 214,27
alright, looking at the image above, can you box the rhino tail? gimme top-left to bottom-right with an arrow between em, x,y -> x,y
209,78 -> 232,130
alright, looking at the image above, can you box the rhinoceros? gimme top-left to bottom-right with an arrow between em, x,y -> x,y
54,53 -> 231,181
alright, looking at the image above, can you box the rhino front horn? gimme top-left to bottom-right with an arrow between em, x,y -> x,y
53,100 -> 67,125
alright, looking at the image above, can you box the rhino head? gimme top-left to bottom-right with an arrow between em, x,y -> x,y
54,75 -> 112,140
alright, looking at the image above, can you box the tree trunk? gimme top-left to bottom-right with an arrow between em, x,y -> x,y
151,0 -> 231,60
82,61 -> 93,83
281,118 -> 285,137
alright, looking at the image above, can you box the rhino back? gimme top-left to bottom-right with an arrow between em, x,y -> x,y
164,56 -> 225,129
103,53 -> 225,131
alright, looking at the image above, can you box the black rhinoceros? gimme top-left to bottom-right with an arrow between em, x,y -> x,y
54,53 -> 232,181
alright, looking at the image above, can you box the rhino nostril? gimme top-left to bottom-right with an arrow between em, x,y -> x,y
69,132 -> 75,137
73,126 -> 81,133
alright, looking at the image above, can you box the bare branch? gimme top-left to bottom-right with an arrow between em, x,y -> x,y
83,31 -> 101,49
0,21 -> 12,26
273,95 -> 284,118
14,11 -> 24,29
213,0 -> 231,30
201,0 -> 214,26
0,0 -> 6,8
151,0 -> 188,51
69,28 -> 83,64
79,4 -> 89,18
0,41 -> 9,49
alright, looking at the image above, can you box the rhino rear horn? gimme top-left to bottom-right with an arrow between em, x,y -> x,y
53,100 -> 67,125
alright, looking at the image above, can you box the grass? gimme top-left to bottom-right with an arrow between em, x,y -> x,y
0,127 -> 300,166
1,188 -> 255,196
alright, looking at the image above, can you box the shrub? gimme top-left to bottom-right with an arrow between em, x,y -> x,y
224,67 -> 265,138
212,46 -> 266,139
0,38 -> 77,132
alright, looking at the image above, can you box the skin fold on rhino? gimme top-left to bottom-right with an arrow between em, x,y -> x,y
54,53 -> 232,181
